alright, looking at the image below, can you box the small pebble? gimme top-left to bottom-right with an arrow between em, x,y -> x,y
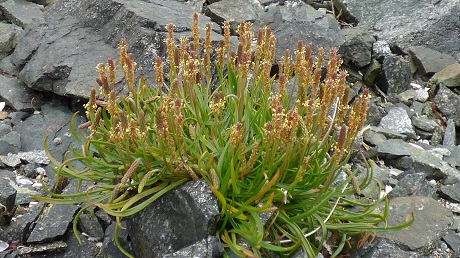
54,137 -> 63,145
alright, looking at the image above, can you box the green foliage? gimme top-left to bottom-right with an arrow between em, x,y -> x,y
32,14 -> 412,258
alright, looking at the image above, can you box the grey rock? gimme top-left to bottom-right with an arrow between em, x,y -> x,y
0,121 -> 12,137
374,138 -> 412,157
0,75 -> 44,111
411,116 -> 439,132
433,85 -> 460,126
0,22 -> 23,59
126,180 -> 220,258
0,131 -> 21,155
389,173 -> 435,198
376,55 -> 412,96
378,107 -> 416,139
370,126 -> 408,140
273,21 -> 345,63
205,0 -> 263,30
78,213 -> 104,241
17,241 -> 67,256
377,196 -> 452,252
12,0 -> 222,98
0,0 -> 45,28
0,176 -> 16,217
444,146 -> 460,167
443,119 -> 456,147
0,202 -> 44,243
338,27 -> 375,68
372,40 -> 391,59
443,230 -> 460,257
94,209 -> 112,229
163,236 -> 224,258
439,182 -> 460,203
100,222 -> 132,258
35,230 -> 101,258
350,238 -> 421,258
0,55 -> 21,77
0,153 -> 21,167
278,2 -> 339,31
363,59 -> 381,86
333,0 -> 460,62
398,89 -> 429,105
430,63 -> 460,87
362,129 -> 386,146
27,204 -> 79,243
408,46 -> 457,77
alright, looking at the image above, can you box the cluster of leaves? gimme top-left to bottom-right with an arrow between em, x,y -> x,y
33,13 -> 412,258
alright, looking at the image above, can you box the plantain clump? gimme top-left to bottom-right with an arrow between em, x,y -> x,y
33,13 -> 412,258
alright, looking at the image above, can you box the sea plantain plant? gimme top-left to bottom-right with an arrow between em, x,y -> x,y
33,13 -> 412,258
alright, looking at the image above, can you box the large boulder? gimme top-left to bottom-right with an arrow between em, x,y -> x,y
11,0 -> 222,98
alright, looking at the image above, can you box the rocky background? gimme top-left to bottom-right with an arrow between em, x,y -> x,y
0,0 -> 459,257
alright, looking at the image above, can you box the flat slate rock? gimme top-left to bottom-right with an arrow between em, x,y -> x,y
377,196 -> 453,251
27,204 -> 79,243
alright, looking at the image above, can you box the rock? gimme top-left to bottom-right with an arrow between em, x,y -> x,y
408,46 -> 458,77
27,204 -> 79,243
363,59 -> 381,86
0,22 -> 23,59
411,116 -> 439,132
397,89 -> 429,105
338,27 -> 375,68
374,138 -> 412,157
273,21 -> 345,62
375,55 -> 412,96
332,0 -> 460,62
430,63 -> 460,87
78,213 -> 105,241
439,182 -> 460,203
443,230 -> 460,257
0,55 -> 21,76
350,238 -> 421,258
100,221 -> 132,258
0,75 -> 44,111
163,236 -> 224,258
433,85 -> 460,126
277,2 -> 339,31
0,0 -> 45,28
0,176 -> 16,220
378,107 -> 416,139
362,129 -> 387,146
389,173 -> 435,198
0,202 -> 44,243
125,180 -> 220,258
0,131 -> 21,155
443,119 -> 456,147
377,196 -> 452,252
205,0 -> 263,30
17,241 -> 67,256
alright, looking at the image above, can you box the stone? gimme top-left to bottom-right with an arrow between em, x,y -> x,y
205,0 -> 263,30
362,129 -> 386,146
378,107 -> 416,139
0,75 -> 44,111
338,27 -> 375,68
411,116 -> 439,132
433,85 -> 460,126
0,55 -> 21,76
0,22 -> 23,59
408,46 -> 457,77
363,59 -> 381,86
163,236 -> 224,258
277,2 -> 339,31
100,221 -> 133,258
350,238 -> 421,258
332,0 -> 460,62
389,173 -> 435,198
439,183 -> 460,203
374,138 -> 412,157
431,63 -> 460,87
375,55 -> 412,96
443,230 -> 460,257
0,202 -> 44,243
273,21 -> 345,63
377,196 -> 453,251
78,213 -> 105,241
17,241 -> 67,256
0,131 -> 21,155
0,0 -> 45,28
397,89 -> 429,105
27,204 -> 79,243
125,180 -> 220,258
12,0 -> 222,98
0,176 -> 16,217
444,146 -> 460,167
443,119 -> 456,147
